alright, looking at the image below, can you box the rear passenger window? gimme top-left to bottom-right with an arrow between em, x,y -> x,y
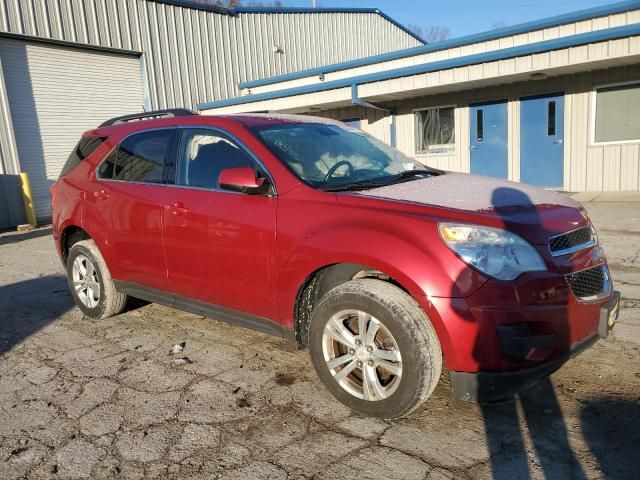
102,129 -> 174,183
61,136 -> 107,177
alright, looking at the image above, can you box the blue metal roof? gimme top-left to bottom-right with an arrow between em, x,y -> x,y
198,23 -> 640,111
239,0 -> 640,90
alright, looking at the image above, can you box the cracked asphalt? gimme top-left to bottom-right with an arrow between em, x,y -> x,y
0,200 -> 639,479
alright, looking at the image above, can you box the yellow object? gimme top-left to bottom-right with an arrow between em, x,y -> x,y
19,172 -> 37,228
440,225 -> 470,243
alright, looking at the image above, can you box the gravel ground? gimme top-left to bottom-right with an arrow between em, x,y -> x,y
0,201 -> 638,479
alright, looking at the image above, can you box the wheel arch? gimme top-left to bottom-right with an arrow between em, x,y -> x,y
293,262 -> 413,347
60,225 -> 92,265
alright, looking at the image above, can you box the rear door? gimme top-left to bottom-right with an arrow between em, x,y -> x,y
92,128 -> 176,289
162,127 -> 279,320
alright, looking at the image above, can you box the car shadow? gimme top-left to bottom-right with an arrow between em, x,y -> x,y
0,275 -> 73,355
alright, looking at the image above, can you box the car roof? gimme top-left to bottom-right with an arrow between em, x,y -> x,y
222,113 -> 343,128
91,112 -> 343,137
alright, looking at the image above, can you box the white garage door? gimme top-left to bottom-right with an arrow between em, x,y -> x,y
0,39 -> 144,220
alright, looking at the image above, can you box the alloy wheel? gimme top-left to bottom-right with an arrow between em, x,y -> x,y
321,309 -> 402,401
71,254 -> 101,308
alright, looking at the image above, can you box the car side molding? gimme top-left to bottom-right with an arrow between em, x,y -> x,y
113,280 -> 296,343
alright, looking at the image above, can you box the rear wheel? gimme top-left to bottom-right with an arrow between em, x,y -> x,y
66,240 -> 127,319
308,279 -> 442,419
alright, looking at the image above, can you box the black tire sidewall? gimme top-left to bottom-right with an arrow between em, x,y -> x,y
309,285 -> 436,418
66,244 -> 107,319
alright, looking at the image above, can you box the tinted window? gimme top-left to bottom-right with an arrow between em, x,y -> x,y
97,150 -> 117,179
61,136 -> 106,177
178,129 -> 254,189
111,129 -> 174,183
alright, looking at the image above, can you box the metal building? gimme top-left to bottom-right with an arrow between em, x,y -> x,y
201,1 -> 640,193
0,0 -> 422,228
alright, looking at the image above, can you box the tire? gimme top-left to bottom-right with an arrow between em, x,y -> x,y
308,279 -> 442,419
66,239 -> 127,319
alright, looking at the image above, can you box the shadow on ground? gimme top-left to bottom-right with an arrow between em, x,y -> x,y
580,397 -> 640,480
0,227 -> 53,246
0,274 -> 72,355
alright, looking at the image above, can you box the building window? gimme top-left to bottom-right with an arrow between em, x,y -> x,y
415,107 -> 455,154
594,82 -> 640,143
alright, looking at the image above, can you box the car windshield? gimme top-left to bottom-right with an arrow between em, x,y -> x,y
250,122 -> 436,190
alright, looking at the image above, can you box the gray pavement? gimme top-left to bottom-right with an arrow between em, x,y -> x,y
0,200 -> 638,479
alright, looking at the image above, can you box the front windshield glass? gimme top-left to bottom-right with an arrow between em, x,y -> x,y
250,122 -> 431,189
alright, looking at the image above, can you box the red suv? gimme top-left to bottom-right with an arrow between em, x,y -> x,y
51,110 -> 619,418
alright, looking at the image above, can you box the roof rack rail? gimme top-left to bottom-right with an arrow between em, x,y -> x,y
99,108 -> 197,127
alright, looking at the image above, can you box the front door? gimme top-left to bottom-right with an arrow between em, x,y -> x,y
520,93 -> 564,188
470,100 -> 508,179
162,127 -> 278,320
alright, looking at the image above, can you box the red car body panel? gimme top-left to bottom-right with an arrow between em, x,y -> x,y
51,114 -> 615,381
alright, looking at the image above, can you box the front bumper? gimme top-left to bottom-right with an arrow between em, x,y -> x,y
449,291 -> 620,402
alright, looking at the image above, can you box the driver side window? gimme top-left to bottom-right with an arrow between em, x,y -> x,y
177,129 -> 255,189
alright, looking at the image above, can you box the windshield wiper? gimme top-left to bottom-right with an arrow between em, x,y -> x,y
386,169 -> 434,183
318,181 -> 389,192
319,169 -> 435,192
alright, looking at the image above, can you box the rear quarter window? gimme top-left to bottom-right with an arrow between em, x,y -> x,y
60,136 -> 107,177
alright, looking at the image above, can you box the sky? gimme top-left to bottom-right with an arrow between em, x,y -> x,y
283,0 -> 623,38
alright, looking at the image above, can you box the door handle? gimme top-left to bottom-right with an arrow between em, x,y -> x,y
553,139 -> 563,144
94,189 -> 110,200
165,202 -> 188,216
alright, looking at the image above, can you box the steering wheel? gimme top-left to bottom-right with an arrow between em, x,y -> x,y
323,160 -> 354,183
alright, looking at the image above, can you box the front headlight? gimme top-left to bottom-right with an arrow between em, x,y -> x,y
439,223 -> 547,281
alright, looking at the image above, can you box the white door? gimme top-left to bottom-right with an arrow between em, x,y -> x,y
0,39 -> 145,220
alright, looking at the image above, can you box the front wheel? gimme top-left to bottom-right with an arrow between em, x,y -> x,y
308,279 -> 442,419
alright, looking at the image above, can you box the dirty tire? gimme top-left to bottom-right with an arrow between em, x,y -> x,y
66,239 -> 127,319
308,279 -> 442,419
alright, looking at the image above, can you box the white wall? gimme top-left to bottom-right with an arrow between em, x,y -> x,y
312,64 -> 640,192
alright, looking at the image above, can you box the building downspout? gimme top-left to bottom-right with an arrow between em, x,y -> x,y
350,84 -> 397,148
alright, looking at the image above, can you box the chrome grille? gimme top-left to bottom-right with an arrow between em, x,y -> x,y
549,226 -> 594,256
566,265 -> 610,301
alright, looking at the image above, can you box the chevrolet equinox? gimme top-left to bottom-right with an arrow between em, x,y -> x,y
51,109 -> 620,418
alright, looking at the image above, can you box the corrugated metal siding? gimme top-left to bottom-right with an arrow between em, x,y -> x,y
0,0 -> 421,109
248,8 -> 640,95
312,64 -> 640,192
0,38 -> 144,220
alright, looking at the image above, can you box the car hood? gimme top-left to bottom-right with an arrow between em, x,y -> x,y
355,172 -> 587,244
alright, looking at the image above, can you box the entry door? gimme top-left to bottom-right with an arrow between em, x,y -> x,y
470,100 -> 508,179
520,93 -> 564,188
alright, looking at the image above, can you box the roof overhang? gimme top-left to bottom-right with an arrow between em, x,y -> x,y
199,24 -> 640,115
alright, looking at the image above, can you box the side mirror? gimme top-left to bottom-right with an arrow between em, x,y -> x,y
219,167 -> 269,195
